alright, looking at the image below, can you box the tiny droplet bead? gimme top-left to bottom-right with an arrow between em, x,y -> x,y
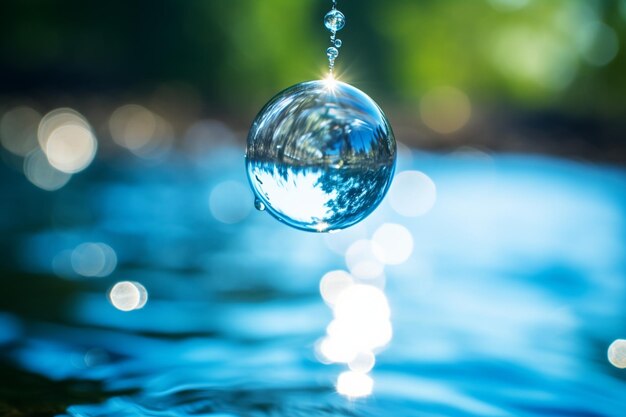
327,47 -> 339,60
324,9 -> 346,32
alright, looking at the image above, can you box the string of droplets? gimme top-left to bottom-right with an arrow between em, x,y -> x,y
324,0 -> 346,74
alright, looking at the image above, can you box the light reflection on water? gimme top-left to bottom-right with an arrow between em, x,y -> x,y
1,147 -> 626,416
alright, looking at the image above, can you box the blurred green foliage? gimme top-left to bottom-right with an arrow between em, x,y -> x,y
1,0 -> 625,114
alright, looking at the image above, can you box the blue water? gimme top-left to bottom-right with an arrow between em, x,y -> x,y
1,145 -> 625,416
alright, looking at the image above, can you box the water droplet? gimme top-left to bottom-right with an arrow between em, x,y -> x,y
254,198 -> 266,211
246,80 -> 396,232
324,9 -> 346,32
334,39 -> 342,48
327,47 -> 339,60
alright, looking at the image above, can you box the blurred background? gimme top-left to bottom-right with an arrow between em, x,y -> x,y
1,1 -> 626,416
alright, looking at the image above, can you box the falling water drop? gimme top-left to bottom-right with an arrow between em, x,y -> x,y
334,39 -> 343,48
246,81 -> 396,232
324,10 -> 346,32
327,47 -> 339,60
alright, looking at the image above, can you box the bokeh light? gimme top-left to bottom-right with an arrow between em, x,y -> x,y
23,149 -> 72,191
37,108 -> 97,174
348,350 -> 376,373
577,21 -> 620,67
608,339 -> 626,369
46,123 -> 97,174
209,180 -> 253,224
371,223 -> 414,265
319,270 -> 354,306
109,281 -> 148,312
0,106 -> 41,156
336,371 -> 374,398
420,86 -> 471,134
71,243 -> 117,278
388,171 -> 437,217
109,104 -> 173,159
345,240 -> 384,280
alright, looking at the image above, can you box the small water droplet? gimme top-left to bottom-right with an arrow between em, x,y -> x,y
254,198 -> 266,211
324,9 -> 346,32
327,47 -> 339,60
334,39 -> 342,48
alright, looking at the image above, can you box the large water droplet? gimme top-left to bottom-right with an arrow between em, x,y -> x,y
254,198 -> 266,211
327,47 -> 339,60
324,9 -> 346,32
246,80 -> 396,233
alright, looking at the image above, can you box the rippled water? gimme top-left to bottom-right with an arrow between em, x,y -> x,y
1,145 -> 626,416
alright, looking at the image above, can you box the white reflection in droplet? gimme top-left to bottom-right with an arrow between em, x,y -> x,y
209,180 -> 252,224
109,281 -> 148,312
348,350 -> 376,373
71,242 -> 117,278
372,223 -> 414,265
320,270 -> 354,306
0,106 -> 41,156
345,240 -> 384,280
336,371 -> 373,398
23,148 -> 72,191
388,171 -> 437,217
608,339 -> 626,369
